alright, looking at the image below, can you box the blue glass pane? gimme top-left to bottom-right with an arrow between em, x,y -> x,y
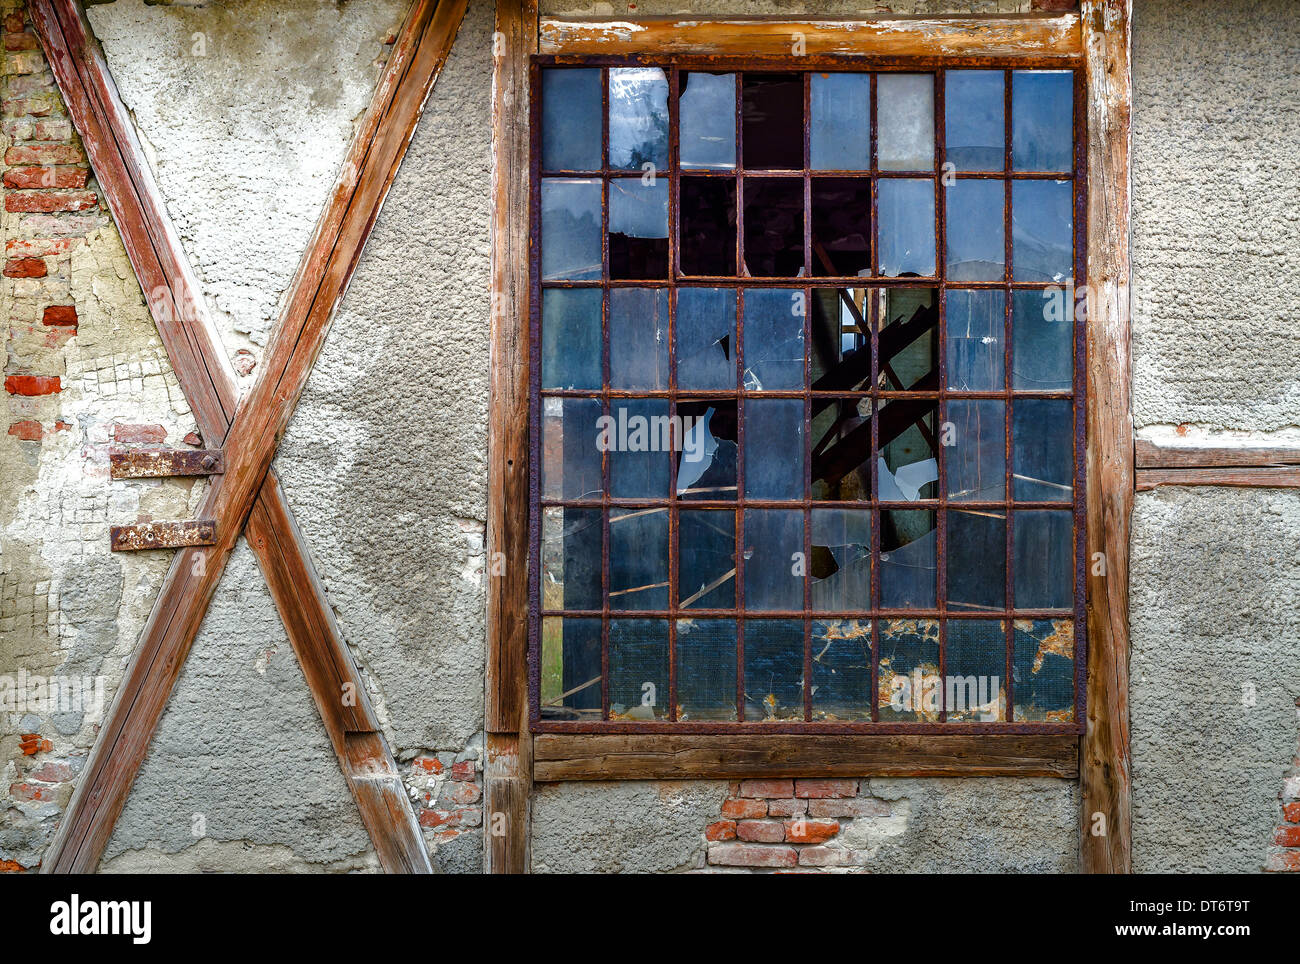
542,288 -> 602,390
541,68 -> 601,170
878,178 -> 936,277
609,67 -> 669,171
541,178 -> 601,281
610,287 -> 669,390
609,177 -> 668,279
680,72 -> 736,170
1012,288 -> 1072,390
609,619 -> 670,720
1013,511 -> 1073,609
1012,70 -> 1073,173
945,619 -> 1006,721
811,73 -> 870,169
742,288 -> 804,391
743,399 -> 805,500
744,620 -> 804,720
676,619 -> 737,720
945,178 -> 1005,282
878,73 -> 934,171
743,509 -> 803,610
1012,398 -> 1073,501
945,289 -> 1004,391
1012,178 -> 1072,283
541,397 -> 602,501
676,288 -> 737,390
811,619 -> 873,721
945,70 -> 1004,172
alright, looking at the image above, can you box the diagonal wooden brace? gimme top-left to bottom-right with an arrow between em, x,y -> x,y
33,0 -> 466,874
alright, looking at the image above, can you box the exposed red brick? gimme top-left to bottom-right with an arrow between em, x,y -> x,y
4,31 -> 36,51
784,818 -> 839,844
1265,850 -> 1300,872
9,782 -> 52,802
5,375 -> 60,396
233,348 -> 256,376
3,167 -> 87,190
1284,802 -> 1300,823
5,190 -> 98,214
721,797 -> 767,819
438,781 -> 482,807
3,257 -> 46,278
795,778 -> 858,799
8,420 -> 42,441
18,734 -> 52,756
707,842 -> 797,868
451,760 -> 476,781
1274,825 -> 1300,848
738,778 -> 794,798
29,761 -> 76,782
808,797 -> 892,818
183,431 -> 203,446
31,119 -> 71,141
767,798 -> 806,817
5,143 -> 84,165
412,756 -> 444,775
0,859 -> 24,873
112,423 -> 167,444
798,846 -> 860,868
6,237 -> 76,258
705,820 -> 736,842
418,809 -> 459,829
736,819 -> 785,843
42,305 -> 77,327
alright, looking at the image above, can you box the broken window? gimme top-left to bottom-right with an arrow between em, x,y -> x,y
533,63 -> 1082,730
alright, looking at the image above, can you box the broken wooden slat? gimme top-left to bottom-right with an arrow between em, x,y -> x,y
539,13 -> 1082,59
1081,0 -> 1133,875
110,520 -> 217,552
533,734 -> 1080,781
110,448 -> 224,479
1135,466 -> 1300,491
1134,439 -> 1300,470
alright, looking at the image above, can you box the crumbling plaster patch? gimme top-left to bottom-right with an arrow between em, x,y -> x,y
103,539 -> 377,870
87,0 -> 408,371
1130,487 -> 1300,872
274,0 -> 496,754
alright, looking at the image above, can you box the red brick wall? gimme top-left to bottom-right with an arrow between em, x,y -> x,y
1266,698 -> 1300,872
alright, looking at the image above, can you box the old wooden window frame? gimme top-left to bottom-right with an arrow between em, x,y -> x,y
488,2 -> 1133,874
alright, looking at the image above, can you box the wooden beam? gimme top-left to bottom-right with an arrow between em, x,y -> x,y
534,734 -> 1080,781
32,0 -> 462,874
539,13 -> 1082,59
1135,466 -> 1300,491
1135,440 -> 1300,468
484,0 -> 537,874
1080,0 -> 1132,875
109,520 -> 217,552
109,448 -> 223,479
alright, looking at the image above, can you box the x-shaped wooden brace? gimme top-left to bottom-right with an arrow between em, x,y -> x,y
31,0 -> 467,873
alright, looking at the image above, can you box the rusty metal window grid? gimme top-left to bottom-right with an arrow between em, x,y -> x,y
528,57 -> 1087,735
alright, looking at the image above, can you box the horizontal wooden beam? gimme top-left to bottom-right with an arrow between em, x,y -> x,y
539,14 -> 1082,59
109,520 -> 216,552
533,734 -> 1079,781
1136,466 -> 1300,491
1135,439 -> 1300,469
110,448 -> 223,479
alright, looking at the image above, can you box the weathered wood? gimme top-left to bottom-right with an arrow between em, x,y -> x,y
33,0 -> 455,874
1135,466 -> 1300,491
1134,439 -> 1300,470
534,734 -> 1080,781
110,448 -> 224,479
1080,0 -> 1132,875
484,0 -> 537,875
110,520 -> 216,552
539,14 -> 1082,59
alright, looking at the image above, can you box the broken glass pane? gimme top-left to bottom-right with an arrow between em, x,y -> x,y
877,178 -> 936,277
1012,70 -> 1073,173
542,68 -> 602,170
609,67 -> 669,171
608,619 -> 670,720
811,72 -> 870,170
880,397 -> 937,502
676,287 -> 737,390
945,619 -> 1006,721
1011,179 -> 1072,283
742,177 -> 805,277
946,400 -> 1005,502
541,178 -> 602,281
679,509 -> 736,609
880,510 -> 936,609
743,399 -> 805,500
811,288 -> 871,392
811,619 -> 872,721
741,73 -> 804,170
676,618 -> 737,720
878,618 -> 940,721
1013,510 -> 1073,609
1012,618 -> 1075,721
540,616 -> 601,719
811,177 -> 872,277
743,287 -> 805,390
743,509 -> 803,611
607,399 -> 672,498
680,72 -> 736,170
679,177 -> 737,276
610,287 -> 669,389
946,510 -> 1006,611
744,620 -> 804,720
608,507 -> 669,610
541,506 -> 602,611
1012,398 -> 1073,501
675,400 -> 738,500
541,397 -> 602,501
811,397 -> 872,501
945,178 -> 1005,282
1012,288 -> 1072,391
879,288 -> 938,390
541,287 -> 602,390
609,177 -> 668,279
878,73 -> 934,171
811,508 -> 871,610
945,289 -> 1005,391
945,70 -> 1004,172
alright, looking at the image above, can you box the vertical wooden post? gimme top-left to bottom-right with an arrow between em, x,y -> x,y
1080,0 -> 1133,874
485,0 -> 538,874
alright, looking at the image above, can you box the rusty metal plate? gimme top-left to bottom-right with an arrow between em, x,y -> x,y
109,448 -> 224,479
110,520 -> 217,552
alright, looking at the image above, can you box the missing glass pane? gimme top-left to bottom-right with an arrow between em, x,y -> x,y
811,177 -> 871,277
741,73 -> 804,170
679,176 -> 737,276
742,177 -> 805,277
